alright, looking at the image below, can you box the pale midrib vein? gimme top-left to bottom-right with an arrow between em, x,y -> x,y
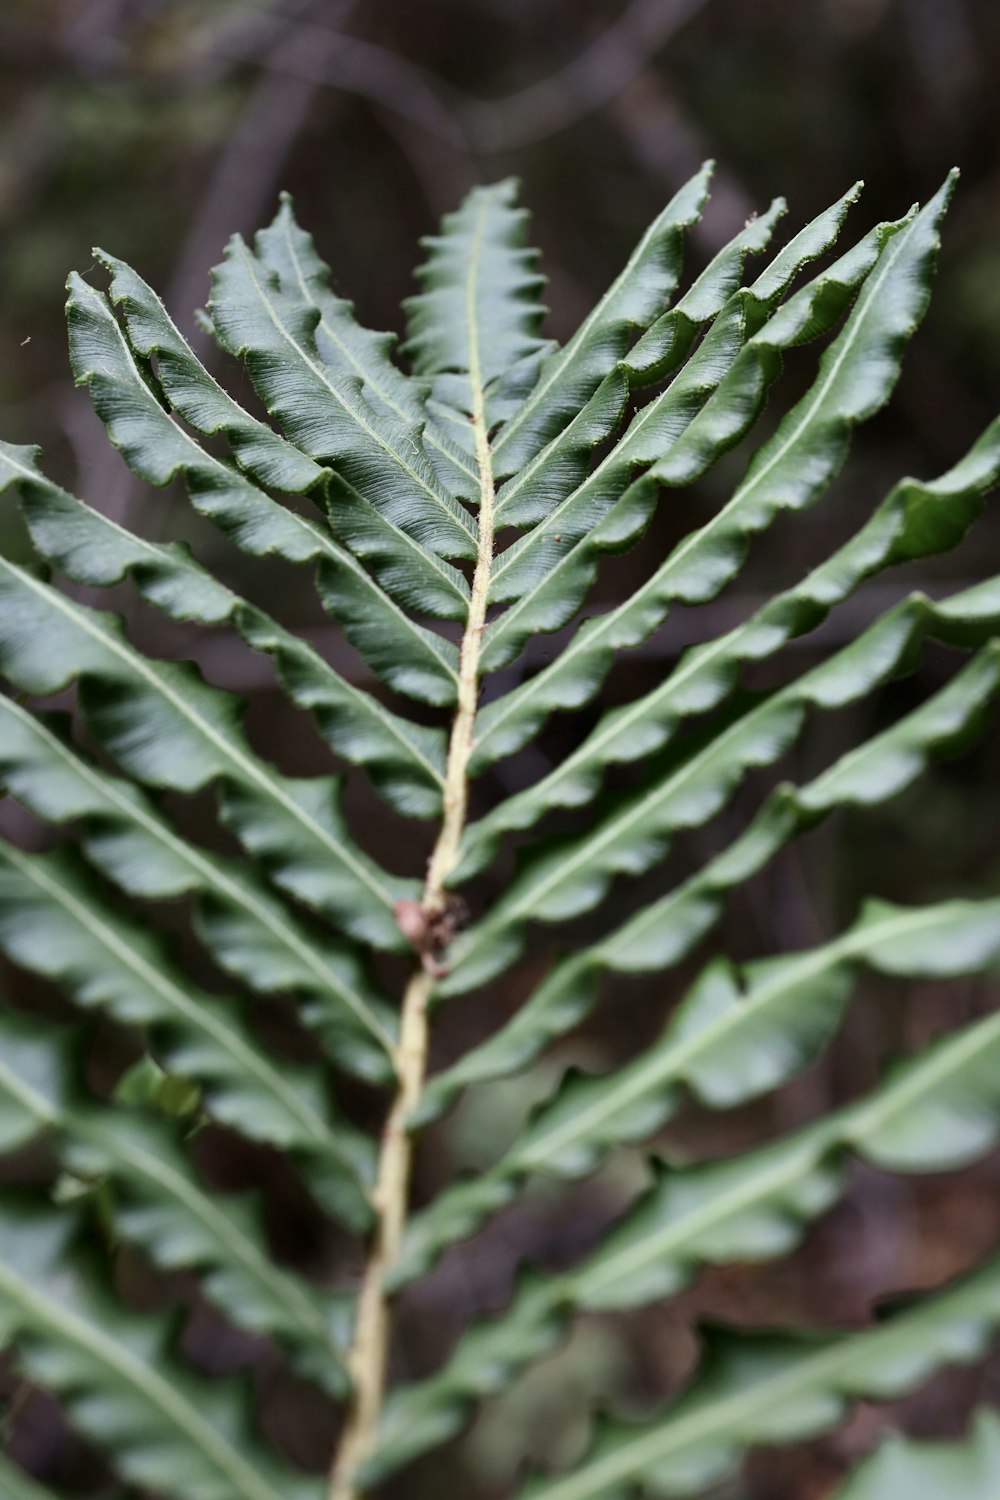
0,1263 -> 286,1500
2,843 -> 346,1162
279,216 -> 478,488
477,224 -> 914,750
70,301 -> 451,787
235,243 -> 477,546
0,699 -> 393,1054
2,560 -> 397,913
575,1129 -> 834,1301
0,1058 -> 58,1127
329,192 -> 495,1500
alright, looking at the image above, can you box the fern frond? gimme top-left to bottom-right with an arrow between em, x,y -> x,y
0,1203 -> 323,1500
86,255 -> 461,699
400,888 -> 1000,1282
0,1011 -> 350,1395
512,1254 -> 1000,1500
458,414 -> 1000,883
376,943 -> 1000,1472
1,167 -> 997,1500
208,236 -> 477,560
472,175 -> 954,767
0,843 -> 373,1228
0,441 -> 448,819
0,559 -> 415,949
448,585 -> 1000,992
0,698 -> 396,1080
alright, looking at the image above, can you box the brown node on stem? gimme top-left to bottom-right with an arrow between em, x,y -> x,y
394,895 -> 470,977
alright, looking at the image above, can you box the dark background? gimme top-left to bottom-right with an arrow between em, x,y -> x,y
2,2 -> 1000,1497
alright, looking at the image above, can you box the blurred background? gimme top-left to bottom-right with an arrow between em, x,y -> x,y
2,1 -> 1000,1496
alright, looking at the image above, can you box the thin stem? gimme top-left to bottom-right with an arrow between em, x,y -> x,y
329,207 -> 495,1500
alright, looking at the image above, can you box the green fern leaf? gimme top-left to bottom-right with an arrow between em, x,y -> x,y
512,1255 -> 1000,1500
377,930 -> 1000,1472
68,265 -> 464,682
2,166 -> 998,1500
457,414 -> 1000,880
0,700 -> 396,1081
471,175 -> 954,766
828,1410 -> 1000,1499
448,585 -> 1000,992
0,1011 -> 350,1396
0,559 -> 415,948
417,633 -> 1000,1122
208,235 -> 477,560
92,248 -> 472,655
0,441 -> 448,818
400,888 -> 1000,1283
0,843 -> 372,1228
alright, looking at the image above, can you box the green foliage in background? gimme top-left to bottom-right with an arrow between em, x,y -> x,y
0,163 -> 999,1498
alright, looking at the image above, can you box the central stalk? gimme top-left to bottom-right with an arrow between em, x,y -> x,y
329,213 -> 496,1499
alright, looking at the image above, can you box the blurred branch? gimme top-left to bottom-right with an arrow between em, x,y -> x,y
215,21 -> 468,147
165,13 -> 354,337
609,73 -> 755,249
199,0 -> 712,155
460,0 -> 713,150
